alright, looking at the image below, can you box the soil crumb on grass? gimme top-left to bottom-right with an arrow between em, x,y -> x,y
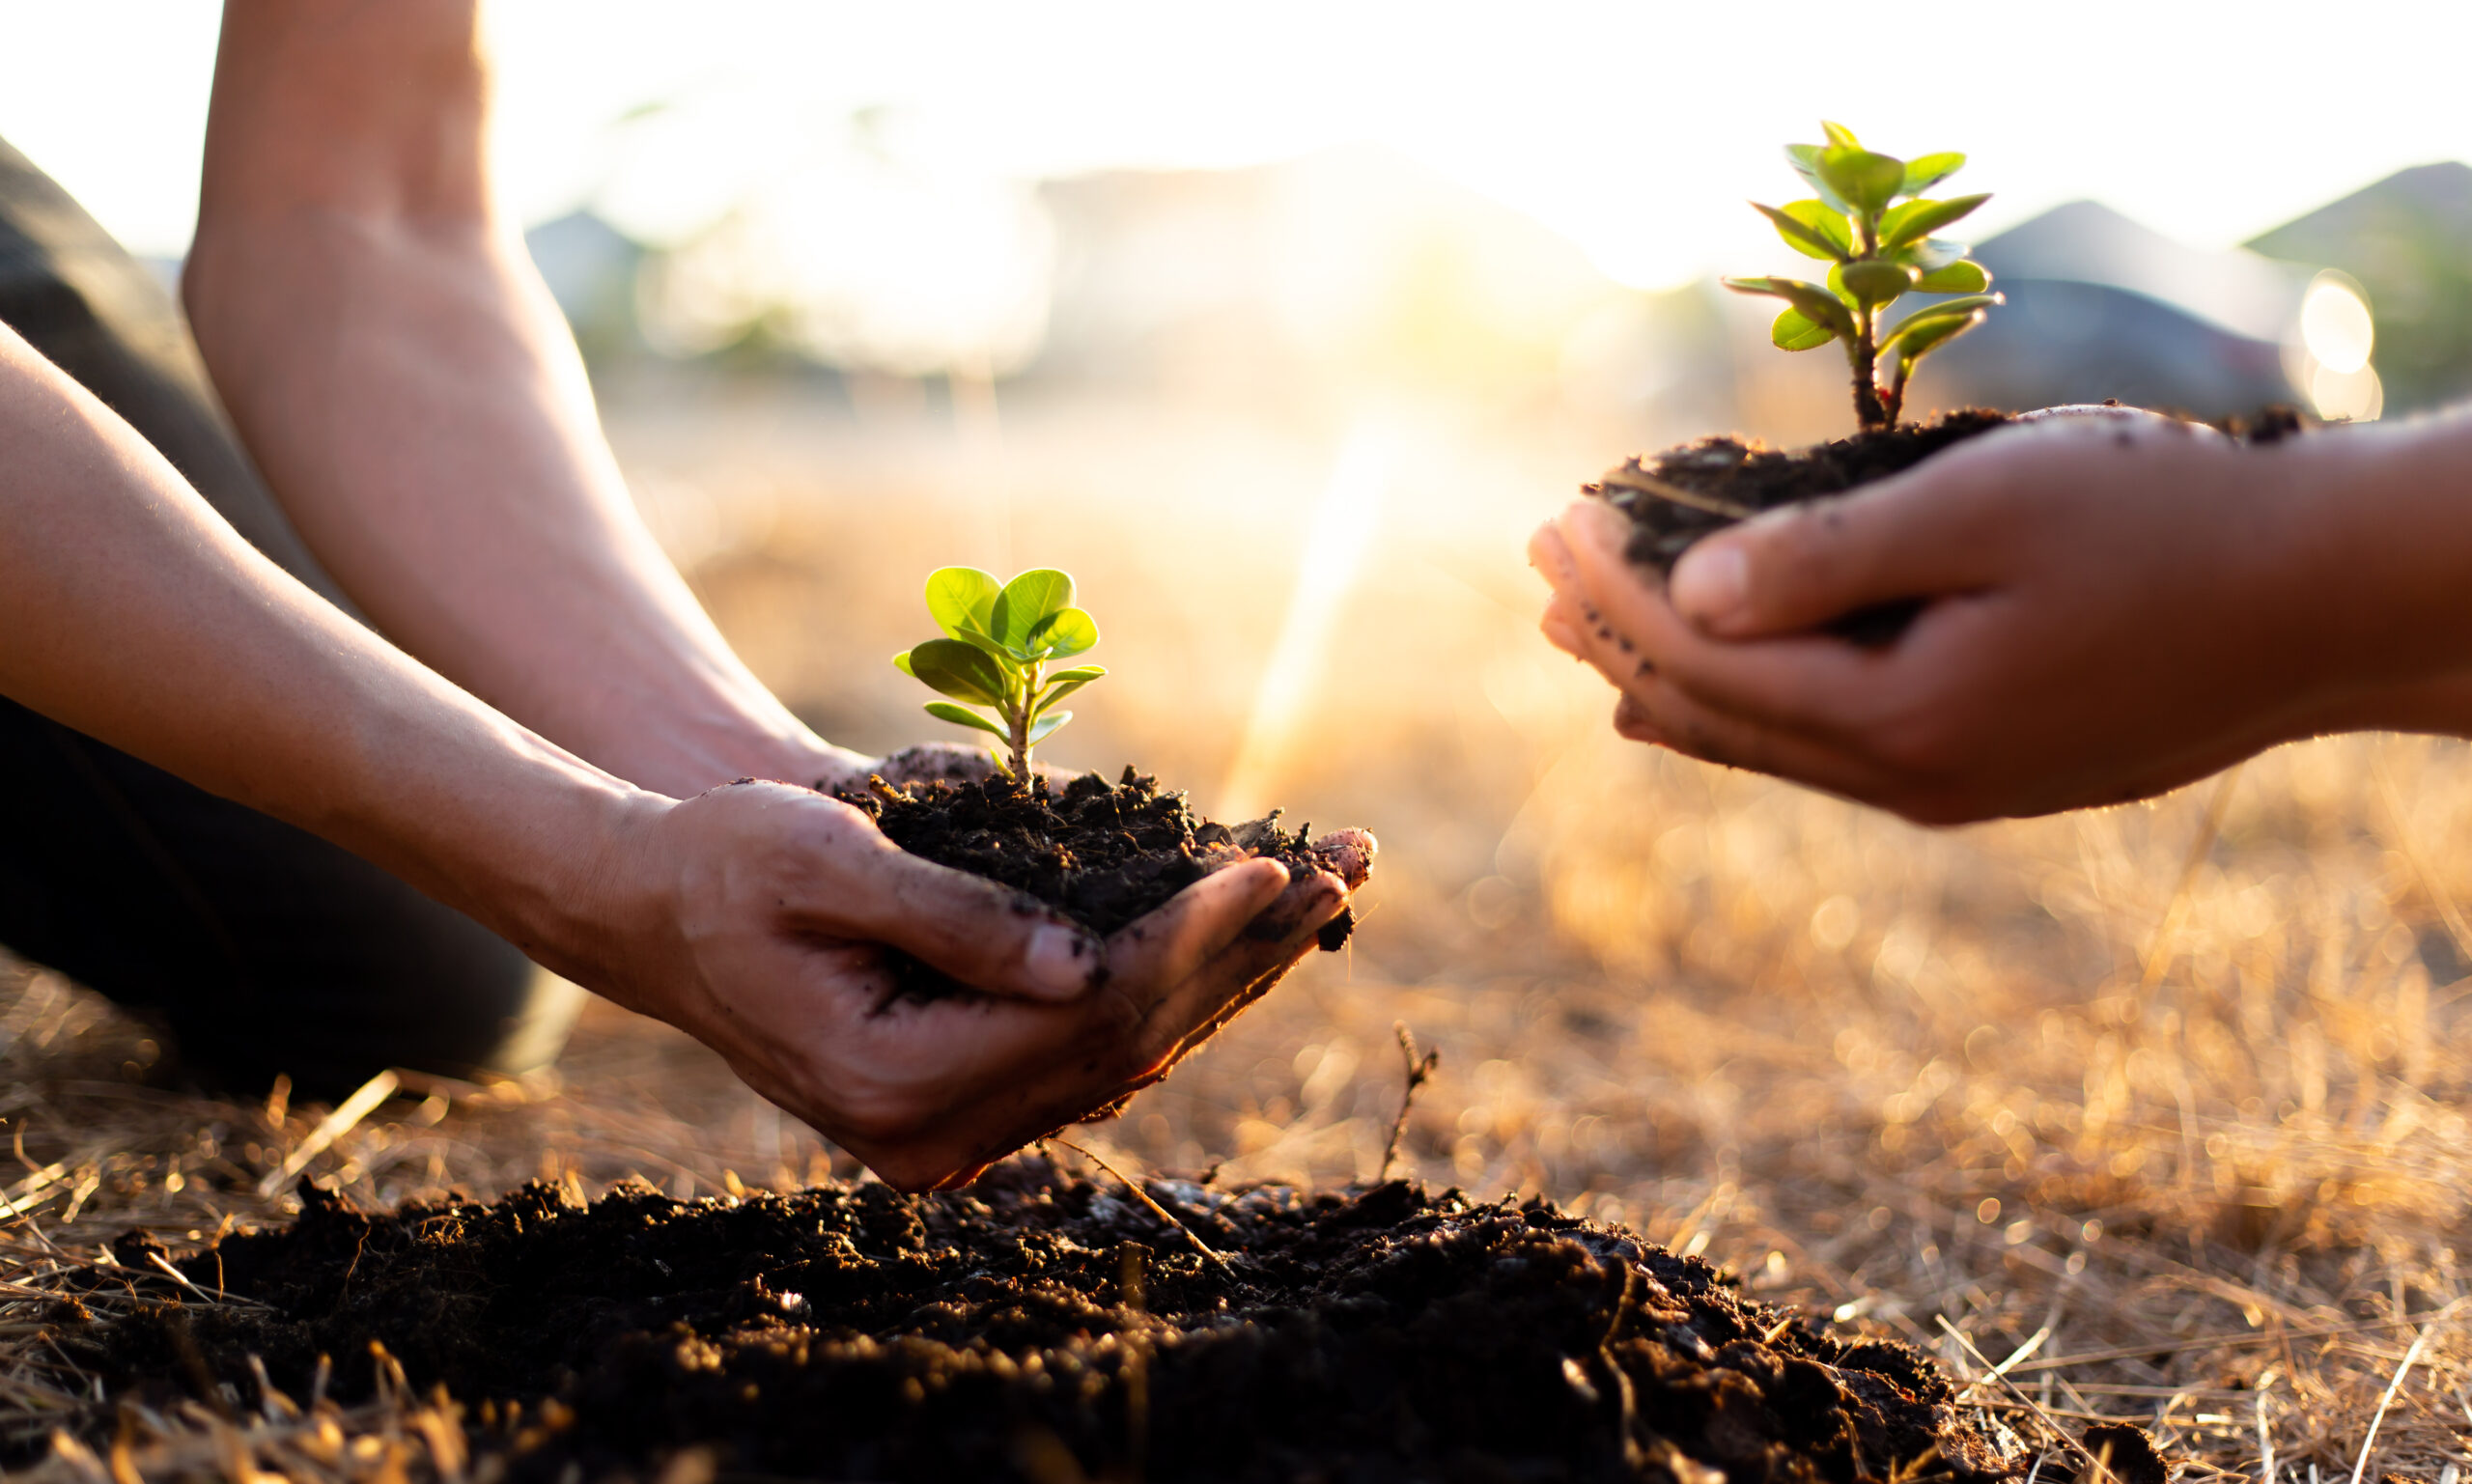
841,768 -> 1354,998
70,1163 -> 2033,1484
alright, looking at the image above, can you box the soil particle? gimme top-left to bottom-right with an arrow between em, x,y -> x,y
1588,405 -> 2315,646
2079,1423 -> 2172,1484
837,768 -> 1354,998
69,1165 -> 2034,1484
1589,411 -> 2014,578
1589,411 -> 2010,646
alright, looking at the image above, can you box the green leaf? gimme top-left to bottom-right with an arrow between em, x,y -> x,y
1026,711 -> 1072,745
1818,147 -> 1906,215
1893,238 -> 1967,272
1879,294 -> 2002,350
1838,259 -> 1920,308
1894,309 -> 1986,369
892,649 -> 915,678
1771,306 -> 1837,351
1722,276 -> 1856,337
988,569 -> 1076,655
1912,260 -> 1989,294
906,637 -> 1010,707
1880,193 -> 1989,249
1027,605 -> 1099,659
923,700 -> 1009,740
1038,663 -> 1107,709
1753,202 -> 1848,262
1821,121 -> 1861,150
1784,144 -> 1852,214
1901,152 -> 1966,197
1783,201 -> 1853,258
923,567 -> 1001,642
952,627 -> 1019,664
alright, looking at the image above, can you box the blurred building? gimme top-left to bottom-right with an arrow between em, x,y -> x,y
2247,162 -> 2472,415
1027,144 -> 1631,417
1921,201 -> 2308,421
524,210 -> 644,363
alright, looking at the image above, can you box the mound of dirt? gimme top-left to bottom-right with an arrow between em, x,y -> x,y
840,768 -> 1354,999
67,1162 -> 2036,1484
1592,410 -> 2013,578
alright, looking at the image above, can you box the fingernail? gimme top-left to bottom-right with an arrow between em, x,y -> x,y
1025,922 -> 1099,998
1671,544 -> 1748,628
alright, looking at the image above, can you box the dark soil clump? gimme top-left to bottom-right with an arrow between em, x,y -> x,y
1587,410 -> 2010,646
838,768 -> 1355,999
68,1164 -> 2035,1484
1592,410 -> 2013,577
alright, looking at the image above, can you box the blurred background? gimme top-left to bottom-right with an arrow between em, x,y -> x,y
5,4 -> 2472,1470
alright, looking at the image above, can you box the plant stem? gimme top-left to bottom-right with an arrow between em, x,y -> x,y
1850,305 -> 1888,432
1006,659 -> 1041,781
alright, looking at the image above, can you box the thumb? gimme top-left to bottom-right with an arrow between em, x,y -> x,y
767,791 -> 1110,1001
1663,473 -> 1991,641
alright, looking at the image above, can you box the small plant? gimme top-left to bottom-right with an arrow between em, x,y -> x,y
1725,122 -> 2002,432
893,566 -> 1105,780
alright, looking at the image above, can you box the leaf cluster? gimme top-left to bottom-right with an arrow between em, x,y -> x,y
892,567 -> 1104,777
1724,122 -> 2002,428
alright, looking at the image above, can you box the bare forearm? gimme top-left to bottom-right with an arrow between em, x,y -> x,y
0,327 -> 642,973
2276,406 -> 2472,735
183,0 -> 841,797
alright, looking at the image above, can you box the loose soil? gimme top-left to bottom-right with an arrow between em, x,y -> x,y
1587,410 -> 2011,646
65,1163 -> 2074,1484
839,768 -> 1355,1000
1589,405 -> 2312,646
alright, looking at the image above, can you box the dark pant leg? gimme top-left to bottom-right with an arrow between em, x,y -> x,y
0,135 -> 578,1096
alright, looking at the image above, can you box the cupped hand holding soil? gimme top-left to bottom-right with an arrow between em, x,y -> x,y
564,770 -> 1369,1192
1532,405 -> 2472,824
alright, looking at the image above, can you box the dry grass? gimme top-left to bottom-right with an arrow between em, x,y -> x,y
2,375 -> 2468,1479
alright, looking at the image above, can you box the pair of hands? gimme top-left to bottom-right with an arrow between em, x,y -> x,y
1531,408 -> 2472,824
571,742 -> 1371,1193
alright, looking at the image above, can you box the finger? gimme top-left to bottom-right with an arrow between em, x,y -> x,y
1541,587 -> 1591,658
1606,675 -> 1916,810
1612,692 -> 1664,743
1559,500 -> 1906,740
1529,518 -> 1584,593
1308,826 -> 1377,891
773,791 -> 1107,1002
1101,857 -> 1299,1002
857,864 -> 1320,1189
1558,596 -> 1916,800
1629,452 -> 2004,638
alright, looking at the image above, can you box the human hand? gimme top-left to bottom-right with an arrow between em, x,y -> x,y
564,780 -> 1372,1190
1529,408 -> 2426,823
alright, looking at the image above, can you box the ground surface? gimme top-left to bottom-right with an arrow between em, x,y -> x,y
70,1165 -> 2041,1484
0,387 -> 2463,1482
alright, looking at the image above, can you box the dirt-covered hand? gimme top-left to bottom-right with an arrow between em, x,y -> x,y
1530,409 -> 2464,823
574,781 -> 1371,1190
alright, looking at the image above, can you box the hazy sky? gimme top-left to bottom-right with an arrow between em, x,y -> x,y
2,2 -> 2465,289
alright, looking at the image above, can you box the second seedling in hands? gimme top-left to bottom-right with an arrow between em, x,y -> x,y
1725,121 -> 2002,433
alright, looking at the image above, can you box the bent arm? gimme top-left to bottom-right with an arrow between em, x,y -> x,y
0,323 -> 638,973
182,0 -> 850,799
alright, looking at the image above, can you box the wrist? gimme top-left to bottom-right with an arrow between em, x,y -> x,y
2274,411 -> 2472,719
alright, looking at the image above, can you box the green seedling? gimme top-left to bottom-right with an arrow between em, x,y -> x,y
1726,121 -> 2002,432
893,566 -> 1105,781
